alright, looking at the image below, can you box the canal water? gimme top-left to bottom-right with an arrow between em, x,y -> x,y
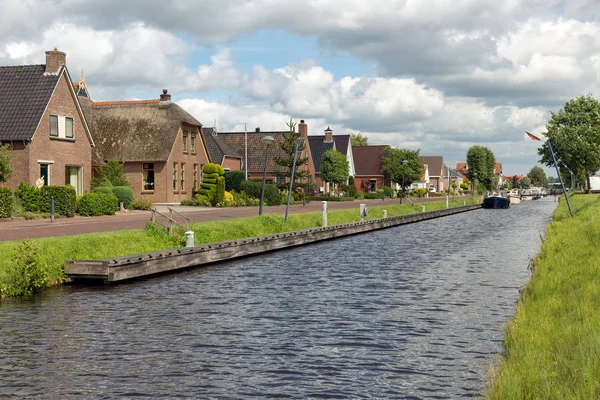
0,199 -> 556,399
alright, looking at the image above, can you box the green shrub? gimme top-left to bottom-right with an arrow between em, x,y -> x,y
16,182 -> 40,212
94,186 -> 113,195
130,197 -> 153,210
308,196 -> 355,202
364,192 -> 383,199
77,192 -> 119,216
111,186 -> 134,208
213,176 -> 226,206
460,182 -> 469,190
382,186 -> 394,198
2,241 -> 50,297
229,190 -> 259,207
92,159 -> 129,187
39,186 -> 76,217
410,188 -> 427,198
202,163 -> 225,175
341,183 -> 358,198
0,187 -> 13,218
240,180 -> 281,206
224,170 -> 246,192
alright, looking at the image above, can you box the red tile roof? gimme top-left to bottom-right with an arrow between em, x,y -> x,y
93,99 -> 161,107
495,162 -> 503,174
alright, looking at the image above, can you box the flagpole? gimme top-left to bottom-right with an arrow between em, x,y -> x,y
244,123 -> 248,181
547,139 -> 573,217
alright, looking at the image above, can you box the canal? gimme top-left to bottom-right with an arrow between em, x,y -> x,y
0,199 -> 556,399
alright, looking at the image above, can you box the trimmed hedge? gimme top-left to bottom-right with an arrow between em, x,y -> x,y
0,187 -> 13,218
341,183 -> 358,198
382,186 -> 394,198
202,163 -> 225,175
308,195 -> 355,202
214,176 -> 225,205
363,192 -> 384,200
224,170 -> 246,192
77,192 -> 119,216
240,180 -> 281,206
40,186 -> 76,217
16,182 -> 40,212
94,186 -> 113,195
112,186 -> 134,208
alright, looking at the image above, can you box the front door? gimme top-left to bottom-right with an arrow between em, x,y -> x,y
65,166 -> 83,195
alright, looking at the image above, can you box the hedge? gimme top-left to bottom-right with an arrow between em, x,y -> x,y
77,192 -> 119,216
112,186 -> 134,208
202,163 -> 225,175
308,196 -> 355,202
16,181 -> 40,212
363,192 -> 384,200
240,180 -> 281,206
0,187 -> 13,218
214,176 -> 225,206
94,186 -> 113,195
224,170 -> 246,192
40,186 -> 76,217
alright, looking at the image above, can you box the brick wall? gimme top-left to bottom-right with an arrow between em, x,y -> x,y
3,142 -> 29,190
222,156 -> 242,171
354,176 -> 386,192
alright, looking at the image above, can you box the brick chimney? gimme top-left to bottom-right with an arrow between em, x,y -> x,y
160,89 -> 171,102
255,127 -> 260,133
298,119 -> 308,138
45,48 -> 66,74
324,126 -> 333,142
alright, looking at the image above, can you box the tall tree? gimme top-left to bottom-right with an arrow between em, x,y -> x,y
0,144 -> 13,183
351,133 -> 369,147
538,95 -> 600,193
273,119 -> 310,192
466,145 -> 496,191
520,176 -> 531,189
320,149 -> 349,195
527,166 -> 548,187
92,159 -> 129,187
381,147 -> 424,192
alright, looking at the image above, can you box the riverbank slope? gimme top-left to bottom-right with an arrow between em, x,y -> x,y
487,194 -> 600,399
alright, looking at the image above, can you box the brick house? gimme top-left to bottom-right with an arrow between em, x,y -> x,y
217,120 -> 317,188
421,156 -> 445,192
200,127 -> 243,171
80,90 -> 210,203
308,127 -> 355,194
0,49 -> 95,194
351,145 -> 391,192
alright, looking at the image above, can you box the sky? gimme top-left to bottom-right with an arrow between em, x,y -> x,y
2,0 -> 600,175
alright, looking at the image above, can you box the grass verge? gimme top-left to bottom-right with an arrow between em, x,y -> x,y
487,194 -> 600,399
0,199 -> 477,299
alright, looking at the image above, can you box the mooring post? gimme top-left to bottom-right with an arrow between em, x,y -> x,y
360,203 -> 366,221
185,231 -> 195,247
383,210 -> 387,218
421,205 -> 425,213
446,195 -> 449,209
322,201 -> 328,227
50,196 -> 55,223
463,201 -> 466,206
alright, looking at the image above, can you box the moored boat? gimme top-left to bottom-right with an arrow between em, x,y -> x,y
482,195 -> 510,209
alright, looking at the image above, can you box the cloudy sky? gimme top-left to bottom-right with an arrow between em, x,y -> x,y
2,0 -> 599,175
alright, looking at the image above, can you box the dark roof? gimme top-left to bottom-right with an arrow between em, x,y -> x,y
444,165 -> 462,179
421,156 -> 444,177
218,131 -> 291,174
333,135 -> 350,155
201,127 -> 242,164
0,64 -> 61,141
352,145 -> 388,176
308,136 -> 334,173
83,100 -> 202,162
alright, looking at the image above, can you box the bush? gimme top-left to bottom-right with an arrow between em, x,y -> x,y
0,187 -> 13,218
308,196 -> 355,202
224,170 -> 246,192
213,176 -> 226,206
382,186 -> 394,198
77,192 -> 119,216
16,182 -> 40,212
92,159 -> 129,187
130,197 -> 153,210
94,186 -> 113,195
230,190 -> 259,207
363,192 -> 383,199
2,241 -> 49,297
460,182 -> 469,190
202,163 -> 225,175
40,186 -> 76,217
111,186 -> 134,208
341,183 -> 358,198
240,180 -> 281,206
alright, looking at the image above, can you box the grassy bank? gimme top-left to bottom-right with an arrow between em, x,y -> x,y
487,194 -> 600,399
0,199 -> 476,298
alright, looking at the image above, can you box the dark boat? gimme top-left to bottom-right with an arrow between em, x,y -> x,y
482,195 -> 510,209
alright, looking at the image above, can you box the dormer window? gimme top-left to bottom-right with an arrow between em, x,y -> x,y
183,132 -> 188,152
190,133 -> 196,153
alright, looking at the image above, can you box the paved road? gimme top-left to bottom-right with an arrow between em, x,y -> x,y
0,197 -> 465,242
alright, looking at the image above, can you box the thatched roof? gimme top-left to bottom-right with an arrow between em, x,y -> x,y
82,99 -> 202,163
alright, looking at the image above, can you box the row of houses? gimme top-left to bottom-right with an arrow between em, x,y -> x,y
0,49 -> 502,203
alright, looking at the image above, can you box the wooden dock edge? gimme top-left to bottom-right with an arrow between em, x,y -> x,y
65,204 -> 481,283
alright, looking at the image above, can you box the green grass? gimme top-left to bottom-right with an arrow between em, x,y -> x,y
0,199 -> 476,298
487,194 -> 600,399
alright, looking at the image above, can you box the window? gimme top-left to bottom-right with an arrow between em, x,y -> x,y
173,163 -> 178,191
190,134 -> 196,153
65,117 -> 74,138
143,163 -> 155,191
183,132 -> 188,152
277,175 -> 286,185
49,115 -> 58,137
180,163 -> 186,192
193,164 -> 199,192
40,164 -> 50,185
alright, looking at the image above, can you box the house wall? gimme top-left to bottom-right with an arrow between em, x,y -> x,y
26,72 -> 92,192
123,161 -> 166,203
354,176 -> 386,192
3,142 -> 29,190
222,156 -> 242,171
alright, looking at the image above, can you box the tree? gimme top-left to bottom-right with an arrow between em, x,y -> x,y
320,149 -> 349,195
273,119 -> 310,193
466,145 -> 497,191
351,133 -> 369,147
527,166 -> 548,187
520,176 -> 531,189
93,159 -> 129,187
0,144 -> 13,183
538,95 -> 600,193
381,147 -> 424,193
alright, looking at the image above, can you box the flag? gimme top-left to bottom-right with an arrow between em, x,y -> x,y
526,131 -> 541,141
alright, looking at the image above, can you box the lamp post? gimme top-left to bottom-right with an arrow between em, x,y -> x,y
284,140 -> 300,223
259,135 -> 276,216
400,159 -> 408,204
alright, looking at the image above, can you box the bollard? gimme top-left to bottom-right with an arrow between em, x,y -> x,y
445,195 -> 449,209
421,205 -> 425,212
360,203 -> 366,221
322,201 -> 328,227
185,231 -> 195,248
51,196 -> 55,223
383,210 -> 387,218
120,202 -> 125,212
463,200 -> 466,206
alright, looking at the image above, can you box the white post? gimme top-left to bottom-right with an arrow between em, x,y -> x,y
185,231 -> 195,247
463,200 -> 466,206
322,201 -> 328,227
244,123 -> 248,180
383,210 -> 387,218
421,205 -> 425,212
360,203 -> 366,221
445,195 -> 449,209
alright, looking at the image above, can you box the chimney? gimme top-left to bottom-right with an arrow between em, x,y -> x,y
45,48 -> 66,74
298,119 -> 308,138
255,127 -> 260,133
324,126 -> 333,142
160,89 -> 171,102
